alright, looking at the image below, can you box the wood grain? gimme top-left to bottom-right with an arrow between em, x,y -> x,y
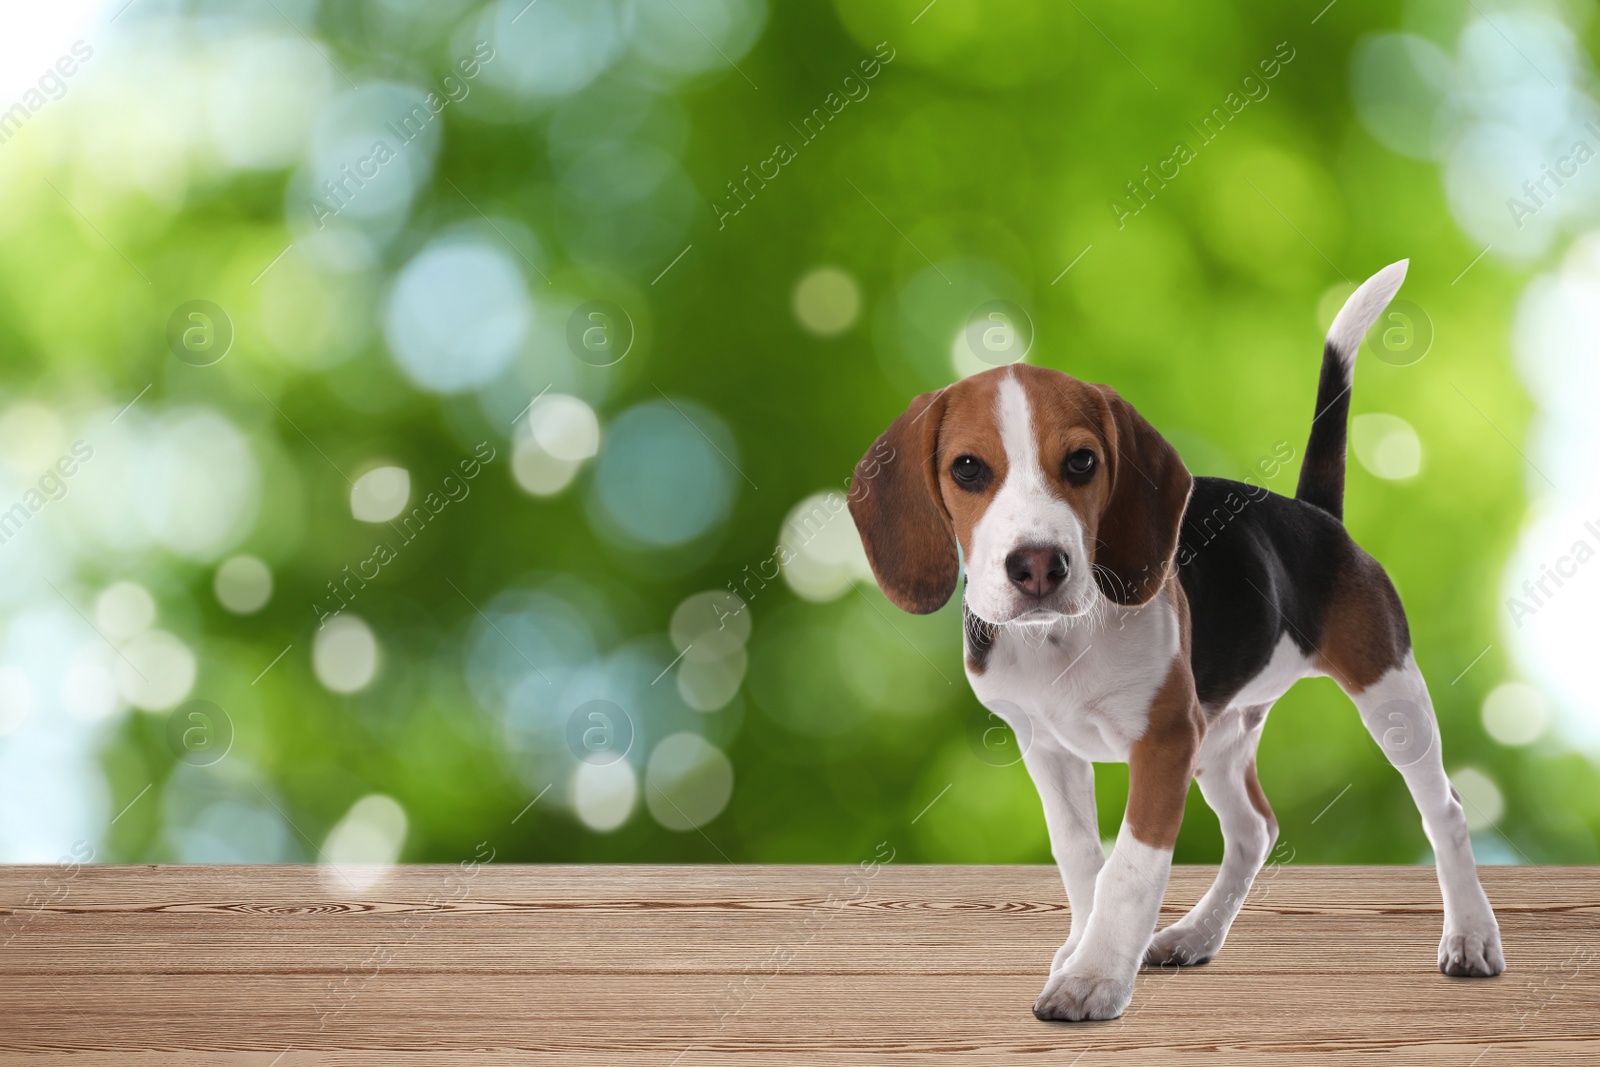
0,865 -> 1596,1065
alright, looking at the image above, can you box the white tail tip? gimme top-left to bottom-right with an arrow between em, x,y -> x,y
1326,259 -> 1409,364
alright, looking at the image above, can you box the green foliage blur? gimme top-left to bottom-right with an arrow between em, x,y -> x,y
3,0 -> 1596,870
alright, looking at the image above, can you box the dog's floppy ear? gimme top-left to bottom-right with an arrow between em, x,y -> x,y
848,389 -> 960,614
1092,386 -> 1192,606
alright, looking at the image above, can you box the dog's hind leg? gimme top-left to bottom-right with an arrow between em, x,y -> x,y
1311,547 -> 1505,977
1143,703 -> 1276,967
1337,654 -> 1505,976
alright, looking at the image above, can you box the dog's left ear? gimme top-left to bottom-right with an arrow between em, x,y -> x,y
1092,386 -> 1193,606
847,389 -> 961,614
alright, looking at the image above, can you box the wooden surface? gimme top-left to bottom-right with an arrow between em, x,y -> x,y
1,864 -> 1596,1065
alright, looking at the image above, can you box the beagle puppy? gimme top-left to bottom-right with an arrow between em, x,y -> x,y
849,262 -> 1504,1021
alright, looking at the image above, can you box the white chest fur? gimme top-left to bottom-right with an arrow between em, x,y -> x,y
965,595 -> 1180,764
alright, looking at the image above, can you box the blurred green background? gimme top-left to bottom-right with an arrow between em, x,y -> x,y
1,0 -> 1598,876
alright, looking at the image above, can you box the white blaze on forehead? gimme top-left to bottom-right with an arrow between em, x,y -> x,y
996,371 -> 1042,486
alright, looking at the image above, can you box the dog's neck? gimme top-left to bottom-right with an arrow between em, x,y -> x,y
962,589 -> 1160,674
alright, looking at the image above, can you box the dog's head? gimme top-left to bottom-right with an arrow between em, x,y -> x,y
848,364 -> 1192,625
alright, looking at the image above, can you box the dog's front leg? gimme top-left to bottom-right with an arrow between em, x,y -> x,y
1019,743 -> 1104,972
1034,710 -> 1198,1022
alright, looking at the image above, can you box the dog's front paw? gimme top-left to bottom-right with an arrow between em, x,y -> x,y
1032,967 -> 1134,1022
1143,922 -> 1221,968
1050,936 -> 1081,973
1439,919 -> 1506,977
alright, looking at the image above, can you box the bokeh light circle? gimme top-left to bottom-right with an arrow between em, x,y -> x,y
676,651 -> 747,712
627,0 -> 767,81
531,394 -> 601,461
1352,413 -> 1423,480
96,581 -> 156,643
351,466 -> 411,522
116,631 -> 197,712
166,777 -> 296,865
484,0 -> 627,102
384,238 -> 533,393
670,591 -> 750,661
322,794 -> 408,893
644,732 -> 733,831
214,555 -> 273,614
793,267 -> 861,337
1350,34 -> 1453,162
668,591 -> 751,712
591,400 -> 738,547
572,759 -> 637,832
513,438 -> 582,496
1482,681 -> 1549,746
778,491 -> 874,602
313,615 -> 380,693
884,258 -> 1030,392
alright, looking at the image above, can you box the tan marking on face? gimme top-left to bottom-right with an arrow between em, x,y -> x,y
931,372 -> 1007,561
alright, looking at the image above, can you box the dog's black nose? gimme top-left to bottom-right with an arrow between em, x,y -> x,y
1005,547 -> 1068,599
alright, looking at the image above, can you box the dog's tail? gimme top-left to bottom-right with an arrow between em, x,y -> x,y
1295,260 -> 1409,522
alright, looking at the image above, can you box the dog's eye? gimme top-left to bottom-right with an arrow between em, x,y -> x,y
950,455 -> 988,487
1064,449 -> 1097,479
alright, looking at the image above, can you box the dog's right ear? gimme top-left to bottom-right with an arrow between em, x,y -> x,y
847,390 -> 960,614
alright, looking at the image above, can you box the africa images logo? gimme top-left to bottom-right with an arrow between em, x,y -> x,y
711,42 -> 897,230
1505,120 -> 1600,231
307,42 -> 495,230
1504,516 -> 1600,629
1109,41 -> 1296,229
0,40 -> 94,148
0,441 -> 94,548
313,443 -> 496,627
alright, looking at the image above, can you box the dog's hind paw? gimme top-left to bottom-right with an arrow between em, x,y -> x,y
1142,923 -> 1221,968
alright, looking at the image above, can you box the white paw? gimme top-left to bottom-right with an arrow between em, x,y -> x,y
1439,917 -> 1506,977
1032,967 -> 1135,1022
1143,922 -> 1222,968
